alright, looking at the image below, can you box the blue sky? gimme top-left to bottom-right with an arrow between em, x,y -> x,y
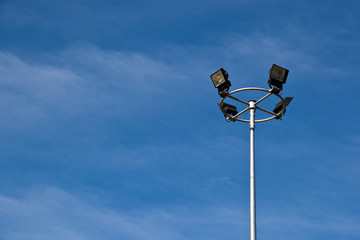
0,0 -> 359,239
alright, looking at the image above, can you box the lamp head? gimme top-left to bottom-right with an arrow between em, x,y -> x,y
210,68 -> 231,97
268,64 -> 289,90
220,102 -> 238,116
273,97 -> 293,118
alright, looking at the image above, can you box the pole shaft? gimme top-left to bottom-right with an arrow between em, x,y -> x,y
249,101 -> 256,240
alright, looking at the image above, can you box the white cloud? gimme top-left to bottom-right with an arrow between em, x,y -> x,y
0,47 -> 186,129
259,209 -> 360,240
1,185 -> 358,240
0,28 -> 347,131
0,52 -> 86,127
0,186 -> 246,240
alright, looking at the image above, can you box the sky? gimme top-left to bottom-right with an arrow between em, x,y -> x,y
0,0 -> 359,239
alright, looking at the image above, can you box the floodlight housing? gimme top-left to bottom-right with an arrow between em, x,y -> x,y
273,97 -> 293,117
220,102 -> 238,116
210,68 -> 231,97
268,64 -> 289,90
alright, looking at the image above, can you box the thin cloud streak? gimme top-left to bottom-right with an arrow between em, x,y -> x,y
0,46 -> 184,129
0,186 -> 246,240
1,186 -> 358,240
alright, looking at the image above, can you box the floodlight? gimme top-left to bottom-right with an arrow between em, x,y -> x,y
268,64 -> 289,90
220,102 -> 238,116
210,68 -> 231,97
273,97 -> 293,117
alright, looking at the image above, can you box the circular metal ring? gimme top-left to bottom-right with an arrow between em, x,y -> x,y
219,87 -> 285,123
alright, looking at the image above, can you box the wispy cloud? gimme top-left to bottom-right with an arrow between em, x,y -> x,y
259,207 -> 360,240
0,186 -> 247,240
1,185 -> 358,240
0,46 -> 186,130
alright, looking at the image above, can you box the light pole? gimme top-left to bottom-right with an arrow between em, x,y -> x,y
211,65 -> 293,240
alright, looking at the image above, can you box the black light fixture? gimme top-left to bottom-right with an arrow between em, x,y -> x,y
268,64 -> 289,90
220,102 -> 238,116
210,68 -> 231,97
273,97 -> 293,118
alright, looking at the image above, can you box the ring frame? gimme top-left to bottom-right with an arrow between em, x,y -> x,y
219,87 -> 285,123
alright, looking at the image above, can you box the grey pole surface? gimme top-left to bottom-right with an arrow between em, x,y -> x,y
249,100 -> 256,240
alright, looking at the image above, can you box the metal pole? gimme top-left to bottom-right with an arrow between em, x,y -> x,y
249,100 -> 256,240
218,87 -> 287,239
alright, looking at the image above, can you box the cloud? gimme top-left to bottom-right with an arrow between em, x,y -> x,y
215,30 -> 346,78
0,186 -> 247,240
1,185 -> 359,240
0,51 -> 87,128
0,27 -> 351,131
0,46 -> 188,131
57,45 -> 180,92
259,207 -> 360,240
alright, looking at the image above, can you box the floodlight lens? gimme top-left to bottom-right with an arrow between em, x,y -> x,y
211,69 -> 227,88
273,97 -> 293,114
269,64 -> 289,83
210,68 -> 231,97
284,97 -> 293,106
221,102 -> 238,116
